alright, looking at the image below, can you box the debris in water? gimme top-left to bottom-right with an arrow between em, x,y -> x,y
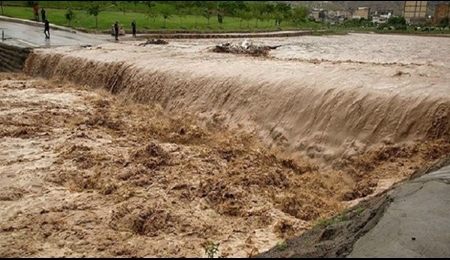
138,39 -> 169,46
212,40 -> 281,57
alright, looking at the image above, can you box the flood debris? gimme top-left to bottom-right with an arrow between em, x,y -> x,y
138,39 -> 169,46
211,39 -> 282,57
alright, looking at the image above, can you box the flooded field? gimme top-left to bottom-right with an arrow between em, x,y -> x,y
1,33 -> 449,257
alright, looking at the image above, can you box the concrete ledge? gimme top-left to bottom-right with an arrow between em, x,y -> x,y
133,30 -> 313,40
0,42 -> 33,72
0,15 -> 77,34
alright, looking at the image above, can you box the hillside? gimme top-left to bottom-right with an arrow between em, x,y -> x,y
277,1 -> 448,15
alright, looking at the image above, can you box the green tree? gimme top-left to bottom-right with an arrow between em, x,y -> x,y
218,1 -> 242,17
291,6 -> 309,26
144,1 -> 156,25
251,2 -> 263,27
144,1 -> 154,9
26,1 -> 38,7
387,16 -> 406,30
217,11 -> 223,27
146,9 -> 158,22
250,2 -> 275,28
201,1 -> 216,26
159,4 -> 173,28
274,2 -> 292,27
263,2 -> 275,26
87,2 -> 101,28
174,1 -> 187,28
116,1 -> 127,15
189,6 -> 202,28
132,0 -> 139,12
387,16 -> 406,26
439,17 -> 449,28
65,8 -> 75,26
238,9 -> 252,28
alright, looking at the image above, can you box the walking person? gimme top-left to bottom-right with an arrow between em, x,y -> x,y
33,4 -> 39,22
114,21 -> 119,41
131,20 -> 136,37
41,8 -> 46,23
44,19 -> 50,39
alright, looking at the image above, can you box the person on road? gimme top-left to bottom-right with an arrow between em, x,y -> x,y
131,20 -> 136,37
114,21 -> 119,41
44,19 -> 50,39
33,4 -> 39,22
41,8 -> 46,23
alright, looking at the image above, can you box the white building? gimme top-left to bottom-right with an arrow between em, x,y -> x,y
372,12 -> 392,24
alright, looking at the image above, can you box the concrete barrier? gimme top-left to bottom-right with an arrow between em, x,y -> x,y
0,42 -> 33,72
135,30 -> 313,40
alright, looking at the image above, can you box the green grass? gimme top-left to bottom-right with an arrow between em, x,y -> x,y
355,207 -> 365,216
276,241 -> 288,251
313,213 -> 349,229
0,5 -> 325,32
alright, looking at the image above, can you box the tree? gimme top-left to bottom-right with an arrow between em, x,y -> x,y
65,8 -> 75,26
159,4 -> 173,28
144,1 -> 154,9
144,0 -> 156,23
87,2 -> 101,28
238,9 -> 252,28
263,2 -> 275,27
218,1 -> 240,17
1,1 -> 4,16
131,0 -> 139,12
387,16 -> 406,26
251,2 -> 263,27
217,11 -> 223,27
174,2 -> 187,28
387,16 -> 406,30
291,6 -> 309,26
114,1 -> 127,15
274,2 -> 292,27
189,6 -> 202,28
26,1 -> 38,7
439,17 -> 449,28
146,9 -> 158,22
202,1 -> 216,26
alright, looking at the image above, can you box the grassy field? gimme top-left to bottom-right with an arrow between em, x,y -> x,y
0,5 -> 325,32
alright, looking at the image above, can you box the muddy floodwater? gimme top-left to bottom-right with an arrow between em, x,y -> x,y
1,33 -> 449,257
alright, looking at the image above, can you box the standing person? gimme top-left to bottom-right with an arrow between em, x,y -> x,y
33,4 -> 39,22
114,21 -> 119,41
131,20 -> 136,37
41,8 -> 46,23
44,19 -> 50,39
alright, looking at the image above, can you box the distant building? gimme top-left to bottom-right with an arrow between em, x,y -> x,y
336,10 -> 353,19
310,8 -> 327,22
372,14 -> 391,24
404,1 -> 428,23
327,10 -> 352,23
433,3 -> 450,24
352,7 -> 370,20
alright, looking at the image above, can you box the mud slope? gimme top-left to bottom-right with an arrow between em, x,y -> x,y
23,34 -> 450,162
0,72 -> 326,258
1,72 -> 448,258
